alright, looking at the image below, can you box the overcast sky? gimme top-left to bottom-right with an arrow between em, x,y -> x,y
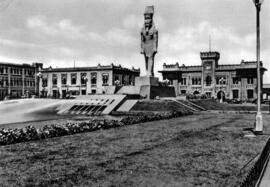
0,0 -> 269,81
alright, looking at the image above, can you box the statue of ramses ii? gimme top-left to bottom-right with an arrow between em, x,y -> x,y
140,6 -> 158,77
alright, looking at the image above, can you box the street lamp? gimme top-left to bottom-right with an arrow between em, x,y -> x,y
253,0 -> 264,134
36,72 -> 42,98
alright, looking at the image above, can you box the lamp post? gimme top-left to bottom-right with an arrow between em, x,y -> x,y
36,72 -> 42,98
253,0 -> 264,134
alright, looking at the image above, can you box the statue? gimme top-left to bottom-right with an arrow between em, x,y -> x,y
140,6 -> 158,77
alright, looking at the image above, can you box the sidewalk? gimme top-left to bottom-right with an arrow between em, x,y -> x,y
258,156 -> 270,187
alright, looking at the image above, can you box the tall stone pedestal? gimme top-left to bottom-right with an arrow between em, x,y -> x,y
117,76 -> 175,99
135,76 -> 159,87
135,76 -> 159,99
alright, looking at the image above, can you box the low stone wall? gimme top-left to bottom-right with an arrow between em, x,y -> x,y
0,111 -> 187,146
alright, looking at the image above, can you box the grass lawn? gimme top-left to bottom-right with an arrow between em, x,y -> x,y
0,112 -> 269,186
191,99 -> 270,111
131,100 -> 192,113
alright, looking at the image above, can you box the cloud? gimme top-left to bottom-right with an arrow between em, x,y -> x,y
27,16 -> 58,36
0,0 -> 270,83
123,14 -> 165,30
159,21 -> 257,64
27,16 -> 85,39
123,15 -> 142,29
26,15 -> 136,47
104,28 -> 136,46
0,38 -> 40,48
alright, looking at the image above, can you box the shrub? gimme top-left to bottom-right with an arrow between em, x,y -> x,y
0,110 -> 190,146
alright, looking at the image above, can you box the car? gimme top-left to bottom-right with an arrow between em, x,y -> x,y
227,99 -> 242,104
251,98 -> 269,104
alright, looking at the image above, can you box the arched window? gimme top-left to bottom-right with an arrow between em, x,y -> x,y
206,76 -> 212,86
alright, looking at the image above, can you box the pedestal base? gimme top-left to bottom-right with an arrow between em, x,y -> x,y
135,76 -> 159,86
117,76 -> 176,99
254,112 -> 263,135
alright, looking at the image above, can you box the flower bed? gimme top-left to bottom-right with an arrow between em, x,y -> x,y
0,111 -> 187,146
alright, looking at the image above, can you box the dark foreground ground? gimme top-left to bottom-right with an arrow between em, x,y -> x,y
0,112 -> 269,187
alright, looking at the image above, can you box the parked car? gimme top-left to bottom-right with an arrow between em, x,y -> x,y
228,99 -> 242,104
251,98 -> 269,104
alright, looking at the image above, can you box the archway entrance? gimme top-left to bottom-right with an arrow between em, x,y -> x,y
193,91 -> 200,97
217,90 -> 225,102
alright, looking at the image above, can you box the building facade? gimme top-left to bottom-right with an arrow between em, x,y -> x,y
0,62 -> 43,100
40,64 -> 140,98
159,51 -> 267,101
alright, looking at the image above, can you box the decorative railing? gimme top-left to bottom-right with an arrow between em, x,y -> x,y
246,85 -> 256,89
240,138 -> 270,187
231,84 -> 240,89
179,85 -> 187,89
191,85 -> 202,88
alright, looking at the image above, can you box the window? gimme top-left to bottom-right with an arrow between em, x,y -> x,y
129,75 -> 133,85
247,89 -> 254,99
192,77 -> 201,85
81,90 -> 86,95
71,73 -> 77,85
52,74 -> 57,85
233,90 -> 239,99
81,73 -> 87,85
102,73 -> 109,85
180,78 -> 187,85
24,79 -> 30,87
0,67 -> 3,74
42,76 -> 48,87
114,75 -> 119,81
216,76 -> 226,85
168,79 -> 173,85
91,89 -> 96,94
206,92 -> 212,98
25,69 -> 34,77
114,75 -> 120,85
1,77 -> 8,86
247,78 -> 254,84
122,75 -> 126,85
206,76 -> 212,86
232,77 -> 240,85
61,74 -> 67,85
10,78 -> 14,86
91,72 -> 97,85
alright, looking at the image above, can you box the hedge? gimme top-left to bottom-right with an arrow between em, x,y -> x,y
0,111 -> 188,146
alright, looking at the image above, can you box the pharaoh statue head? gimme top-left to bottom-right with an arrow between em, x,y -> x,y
144,6 -> 154,29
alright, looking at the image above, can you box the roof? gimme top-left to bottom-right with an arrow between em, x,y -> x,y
41,64 -> 140,73
0,62 -> 33,68
160,60 -> 267,73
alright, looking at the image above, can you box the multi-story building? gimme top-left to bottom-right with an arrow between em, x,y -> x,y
40,63 -> 140,98
159,51 -> 267,101
0,62 -> 43,100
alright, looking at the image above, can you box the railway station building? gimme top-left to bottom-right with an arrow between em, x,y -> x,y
159,51 -> 267,101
